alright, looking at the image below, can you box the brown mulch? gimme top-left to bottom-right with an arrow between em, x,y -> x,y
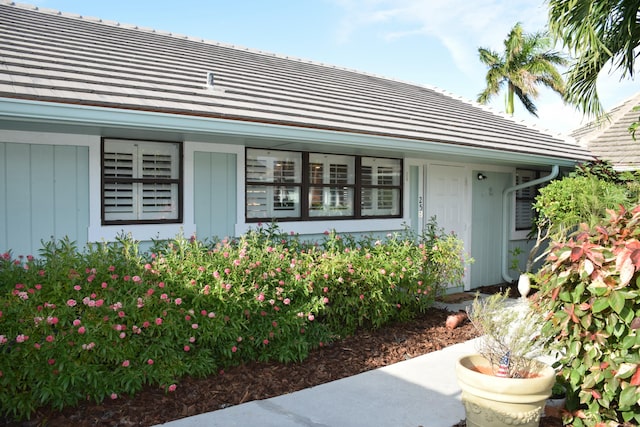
3,285 -> 563,426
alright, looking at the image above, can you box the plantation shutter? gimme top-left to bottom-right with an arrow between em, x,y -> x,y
514,170 -> 538,231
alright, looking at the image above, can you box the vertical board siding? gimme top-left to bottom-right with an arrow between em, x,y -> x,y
470,171 -> 512,287
194,152 -> 237,240
408,165 -> 419,236
0,142 -> 89,256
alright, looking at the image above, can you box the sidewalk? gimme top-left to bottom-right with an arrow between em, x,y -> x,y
155,330 -> 480,427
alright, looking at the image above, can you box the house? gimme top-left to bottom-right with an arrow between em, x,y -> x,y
571,92 -> 640,171
0,2 -> 593,291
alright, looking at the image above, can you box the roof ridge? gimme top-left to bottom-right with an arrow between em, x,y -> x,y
571,91 -> 640,143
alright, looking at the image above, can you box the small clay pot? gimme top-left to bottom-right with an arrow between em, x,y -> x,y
446,310 -> 468,330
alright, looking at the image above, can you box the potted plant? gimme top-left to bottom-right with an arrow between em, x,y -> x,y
456,292 -> 556,427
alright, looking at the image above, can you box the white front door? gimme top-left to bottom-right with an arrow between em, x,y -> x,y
426,163 -> 470,290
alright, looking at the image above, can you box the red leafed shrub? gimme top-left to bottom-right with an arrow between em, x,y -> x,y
535,206 -> 640,426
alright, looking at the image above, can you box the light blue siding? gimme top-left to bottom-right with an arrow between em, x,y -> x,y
0,142 -> 89,256
470,171 -> 512,287
408,165 -> 419,236
193,152 -> 237,240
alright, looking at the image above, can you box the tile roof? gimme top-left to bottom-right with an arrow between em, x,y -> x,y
571,93 -> 640,170
0,1 -> 592,162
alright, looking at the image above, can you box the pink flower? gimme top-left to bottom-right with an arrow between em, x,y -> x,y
77,326 -> 86,334
122,360 -> 130,367
183,345 -> 190,352
308,314 -> 315,321
119,332 -> 126,339
257,293 -> 265,302
231,346 -> 238,353
118,311 -> 125,318
48,359 -> 55,365
155,318 -> 163,325
158,282 -> 165,288
160,293 -> 168,300
111,393 -> 118,400
101,282 -> 108,289
147,288 -> 155,296
142,321 -> 150,328
73,319 -> 81,326
168,384 -> 177,392
175,298 -> 182,305
67,299 -> 77,307
73,285 -> 82,291
95,299 -> 104,307
359,294 -> 365,300
147,359 -> 154,365
263,339 -> 269,345
283,298 -> 291,305
132,276 -> 142,283
15,334 -> 28,343
208,312 -> 216,318
189,336 -> 196,343
191,323 -> 198,329
46,335 -> 54,342
185,315 -> 191,321
34,343 -> 41,349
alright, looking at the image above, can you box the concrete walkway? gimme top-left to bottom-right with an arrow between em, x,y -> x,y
155,298 -> 482,427
155,338 -> 479,427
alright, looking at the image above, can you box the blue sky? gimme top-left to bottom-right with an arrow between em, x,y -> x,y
33,0 -> 637,135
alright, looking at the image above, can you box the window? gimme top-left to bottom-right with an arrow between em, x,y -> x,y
102,139 -> 182,224
309,153 -> 354,217
246,150 -> 302,219
514,169 -> 540,231
246,149 -> 402,221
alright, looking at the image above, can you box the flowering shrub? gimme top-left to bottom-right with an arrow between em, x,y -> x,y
535,206 -> 640,426
0,222 -> 465,420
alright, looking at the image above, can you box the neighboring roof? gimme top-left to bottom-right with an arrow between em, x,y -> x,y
0,1 -> 592,162
571,93 -> 640,170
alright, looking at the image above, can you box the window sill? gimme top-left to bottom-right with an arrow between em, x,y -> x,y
236,218 -> 409,236
88,223 -> 197,243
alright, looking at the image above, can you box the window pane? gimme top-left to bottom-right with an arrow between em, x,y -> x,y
361,188 -> 400,216
247,185 -> 300,219
141,183 -> 178,220
309,186 -> 353,217
246,149 -> 301,183
308,154 -> 354,184
361,157 -> 401,185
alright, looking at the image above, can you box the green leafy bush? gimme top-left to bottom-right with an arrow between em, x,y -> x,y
0,222 -> 466,420
535,206 -> 640,426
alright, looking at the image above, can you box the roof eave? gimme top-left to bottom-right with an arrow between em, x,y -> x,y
0,97 -> 590,167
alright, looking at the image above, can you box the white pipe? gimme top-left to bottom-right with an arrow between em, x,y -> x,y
501,165 -> 559,283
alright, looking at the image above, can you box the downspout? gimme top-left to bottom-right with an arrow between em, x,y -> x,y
501,165 -> 559,283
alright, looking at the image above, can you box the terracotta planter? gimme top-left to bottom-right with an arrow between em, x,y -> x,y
456,354 -> 555,427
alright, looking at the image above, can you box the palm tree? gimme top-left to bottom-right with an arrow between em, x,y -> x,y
477,23 -> 568,117
547,0 -> 640,118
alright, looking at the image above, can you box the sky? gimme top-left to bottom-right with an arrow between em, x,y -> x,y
32,0 -> 638,136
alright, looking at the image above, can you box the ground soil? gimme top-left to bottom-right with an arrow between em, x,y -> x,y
3,284 -> 562,427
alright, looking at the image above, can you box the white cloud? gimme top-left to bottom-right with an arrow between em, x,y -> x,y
330,0 -> 551,77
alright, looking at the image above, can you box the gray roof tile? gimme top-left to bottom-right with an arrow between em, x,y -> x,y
0,1 -> 592,162
571,93 -> 640,169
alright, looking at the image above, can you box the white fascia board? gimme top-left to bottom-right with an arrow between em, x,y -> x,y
0,98 -> 580,167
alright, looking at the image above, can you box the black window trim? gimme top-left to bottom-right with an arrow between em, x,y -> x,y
101,137 -> 184,226
245,147 -> 403,222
